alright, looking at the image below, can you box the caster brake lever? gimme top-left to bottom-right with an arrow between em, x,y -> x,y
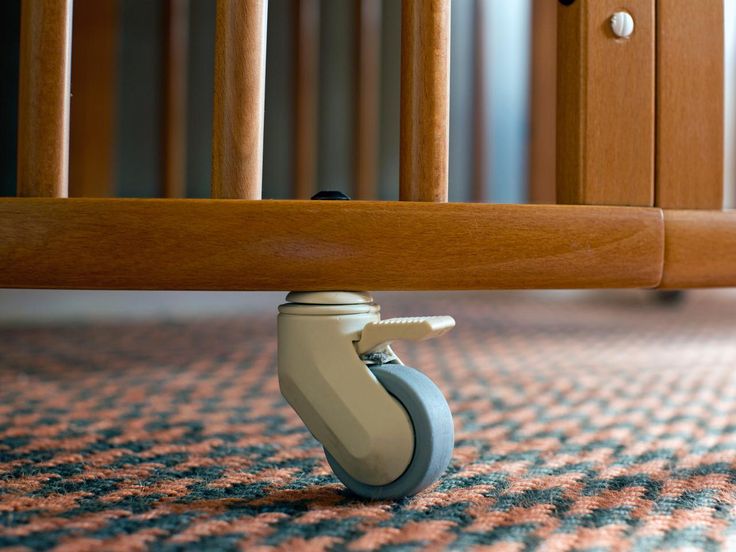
355,316 -> 455,355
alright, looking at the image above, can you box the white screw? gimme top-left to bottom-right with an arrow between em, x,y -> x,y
610,11 -> 634,39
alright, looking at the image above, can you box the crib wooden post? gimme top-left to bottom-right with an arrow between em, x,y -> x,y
212,0 -> 268,199
293,0 -> 320,199
556,0 -> 655,206
399,0 -> 450,202
655,0 -> 723,210
353,0 -> 381,200
17,0 -> 73,198
162,0 -> 190,198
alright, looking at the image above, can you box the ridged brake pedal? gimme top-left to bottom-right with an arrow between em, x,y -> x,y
355,316 -> 455,355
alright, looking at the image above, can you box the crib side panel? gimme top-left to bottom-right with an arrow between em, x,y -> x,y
556,0 -> 655,207
655,0 -> 724,210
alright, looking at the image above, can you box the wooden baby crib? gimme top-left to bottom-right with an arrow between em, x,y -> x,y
1,0 -> 733,293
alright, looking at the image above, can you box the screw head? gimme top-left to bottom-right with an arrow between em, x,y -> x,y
610,11 -> 634,39
311,190 -> 351,201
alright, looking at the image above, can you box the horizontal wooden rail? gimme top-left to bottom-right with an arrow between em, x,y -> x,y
660,211 -> 736,288
0,199 -> 663,290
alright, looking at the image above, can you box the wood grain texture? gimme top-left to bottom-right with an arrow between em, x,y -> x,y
162,0 -> 189,198
557,0 -> 655,206
0,199 -> 663,290
661,210 -> 736,288
400,0 -> 450,202
656,0 -> 723,209
211,0 -> 267,199
17,0 -> 73,197
353,0 -> 381,200
528,0 -> 556,204
69,0 -> 119,198
293,0 -> 320,199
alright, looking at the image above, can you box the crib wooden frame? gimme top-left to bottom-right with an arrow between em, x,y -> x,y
2,1 -> 733,291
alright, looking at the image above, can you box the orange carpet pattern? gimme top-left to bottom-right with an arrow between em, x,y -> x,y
2,291 -> 736,550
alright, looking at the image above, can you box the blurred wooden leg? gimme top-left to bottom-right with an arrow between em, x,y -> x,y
353,0 -> 381,200
69,0 -> 119,198
293,0 -> 320,199
528,0 -> 556,204
161,0 -> 189,198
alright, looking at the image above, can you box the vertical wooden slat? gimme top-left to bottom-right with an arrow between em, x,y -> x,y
161,0 -> 190,198
528,0 -> 556,204
69,0 -> 118,198
399,0 -> 450,202
729,0 -> 736,210
471,0 -> 488,203
353,0 -> 381,200
212,0 -> 268,199
293,0 -> 320,199
556,0 -> 655,206
17,0 -> 73,197
656,0 -> 723,210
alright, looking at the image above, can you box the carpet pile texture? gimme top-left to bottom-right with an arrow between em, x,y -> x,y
2,292 -> 736,551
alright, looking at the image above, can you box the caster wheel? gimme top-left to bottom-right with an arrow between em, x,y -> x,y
324,364 -> 454,499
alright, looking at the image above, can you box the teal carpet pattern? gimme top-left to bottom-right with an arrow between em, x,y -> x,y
2,292 -> 736,550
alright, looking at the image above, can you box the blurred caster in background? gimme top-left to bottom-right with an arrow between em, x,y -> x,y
654,290 -> 687,306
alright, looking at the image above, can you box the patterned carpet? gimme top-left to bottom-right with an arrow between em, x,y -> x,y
2,291 -> 736,551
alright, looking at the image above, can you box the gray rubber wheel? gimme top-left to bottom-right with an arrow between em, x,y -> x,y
324,364 -> 454,499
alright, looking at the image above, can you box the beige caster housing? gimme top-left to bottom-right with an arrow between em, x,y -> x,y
277,291 -> 455,499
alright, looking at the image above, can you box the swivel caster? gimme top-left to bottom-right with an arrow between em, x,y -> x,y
277,291 -> 455,499
653,290 -> 687,306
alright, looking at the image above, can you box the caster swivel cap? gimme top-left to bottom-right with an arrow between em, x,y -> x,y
286,291 -> 373,305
